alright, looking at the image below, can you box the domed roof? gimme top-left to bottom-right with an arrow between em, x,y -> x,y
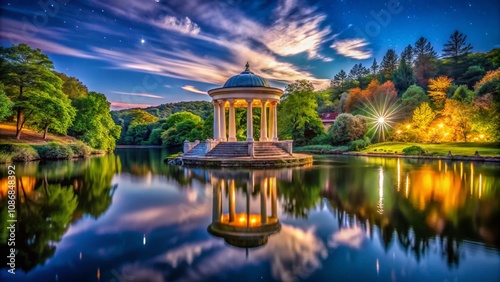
223,62 -> 270,88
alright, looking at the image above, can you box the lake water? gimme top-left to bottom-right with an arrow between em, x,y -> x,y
1,148 -> 499,282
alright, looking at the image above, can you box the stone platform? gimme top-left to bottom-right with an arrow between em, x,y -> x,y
179,154 -> 313,167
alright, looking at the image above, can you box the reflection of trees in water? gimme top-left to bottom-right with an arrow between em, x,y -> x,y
0,154 -> 121,272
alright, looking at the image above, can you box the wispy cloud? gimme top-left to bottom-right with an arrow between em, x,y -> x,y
181,85 -> 206,94
109,101 -> 154,110
112,91 -> 164,99
154,16 -> 201,35
331,38 -> 372,60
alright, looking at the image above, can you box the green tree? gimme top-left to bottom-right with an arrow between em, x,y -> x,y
69,92 -> 121,151
0,44 -> 61,139
371,58 -> 379,75
328,113 -> 366,144
55,72 -> 88,99
443,30 -> 473,64
0,83 -> 13,121
461,65 -> 486,89
452,85 -> 474,102
161,111 -> 204,148
393,59 -> 416,95
400,85 -> 429,115
278,80 -> 324,145
400,44 -> 414,65
380,49 -> 399,81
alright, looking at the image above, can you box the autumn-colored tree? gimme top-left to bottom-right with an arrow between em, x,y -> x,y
412,102 -> 435,131
373,81 -> 398,101
344,87 -> 368,112
442,99 -> 474,142
474,68 -> 500,96
428,76 -> 453,110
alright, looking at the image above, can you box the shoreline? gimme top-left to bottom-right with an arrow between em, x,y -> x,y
294,149 -> 500,163
116,145 -> 162,149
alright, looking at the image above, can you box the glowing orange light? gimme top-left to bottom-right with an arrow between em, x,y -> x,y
397,130 -> 401,134
480,134 -> 484,139
439,123 -> 443,128
405,124 -> 410,129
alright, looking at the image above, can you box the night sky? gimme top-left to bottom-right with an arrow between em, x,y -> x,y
1,0 -> 499,109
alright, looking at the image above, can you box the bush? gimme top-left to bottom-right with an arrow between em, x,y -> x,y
402,145 -> 426,155
35,142 -> 74,159
348,136 -> 371,151
310,134 -> 332,145
0,144 -> 40,162
69,142 -> 92,157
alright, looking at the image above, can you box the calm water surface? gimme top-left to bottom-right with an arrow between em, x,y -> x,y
1,148 -> 499,282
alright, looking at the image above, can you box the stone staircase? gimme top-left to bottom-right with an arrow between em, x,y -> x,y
206,142 -> 249,157
184,142 -> 208,156
254,142 -> 289,157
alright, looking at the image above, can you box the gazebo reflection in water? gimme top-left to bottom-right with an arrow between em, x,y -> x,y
207,169 -> 291,248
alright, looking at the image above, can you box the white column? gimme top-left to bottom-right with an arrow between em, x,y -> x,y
213,101 -> 220,140
246,99 -> 254,142
268,102 -> 275,142
219,100 -> 226,141
272,102 -> 278,141
260,178 -> 268,224
228,99 -> 237,141
260,100 -> 268,141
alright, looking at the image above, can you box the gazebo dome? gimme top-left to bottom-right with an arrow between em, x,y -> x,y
223,62 -> 270,88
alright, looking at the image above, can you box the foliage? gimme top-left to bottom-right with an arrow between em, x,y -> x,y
349,136 -> 371,151
442,99 -> 475,142
55,72 -> 88,99
402,145 -> 426,155
35,142 -> 74,159
0,44 -> 64,140
0,83 -> 13,121
69,141 -> 92,157
69,92 -> 121,152
328,113 -> 367,144
393,59 -> 416,95
380,49 -> 399,81
412,102 -> 435,130
428,76 -> 453,110
442,30 -> 473,64
309,133 -> 332,145
0,144 -> 40,162
413,37 -> 438,88
278,80 -> 324,145
143,101 -> 213,119
161,111 -> 204,148
452,85 -> 474,102
400,85 -> 429,115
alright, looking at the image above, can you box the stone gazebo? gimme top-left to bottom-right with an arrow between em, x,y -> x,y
180,63 -> 312,167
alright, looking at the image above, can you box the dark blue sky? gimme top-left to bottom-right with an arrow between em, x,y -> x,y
1,0 -> 499,109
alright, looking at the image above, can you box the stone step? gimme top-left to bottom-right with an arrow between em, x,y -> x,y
206,142 -> 249,157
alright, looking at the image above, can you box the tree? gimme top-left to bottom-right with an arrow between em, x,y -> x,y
452,85 -> 473,102
56,72 -> 88,99
412,102 -> 435,131
161,112 -> 204,148
401,85 -> 428,115
428,76 -> 453,110
442,30 -> 473,64
328,113 -> 366,144
344,87 -> 368,113
413,37 -> 438,88
0,83 -> 13,121
278,80 -> 324,145
371,58 -> 379,75
69,92 -> 121,151
393,59 -> 416,95
400,45 -> 413,66
442,99 -> 474,141
380,49 -> 398,81
373,81 -> 398,101
348,63 -> 370,84
461,65 -> 486,89
0,44 -> 61,139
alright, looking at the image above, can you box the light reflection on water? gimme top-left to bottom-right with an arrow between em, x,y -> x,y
0,149 -> 499,282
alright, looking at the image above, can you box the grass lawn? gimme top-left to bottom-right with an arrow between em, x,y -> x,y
361,142 -> 500,157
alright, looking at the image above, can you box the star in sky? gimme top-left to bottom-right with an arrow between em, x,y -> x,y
0,0 -> 498,110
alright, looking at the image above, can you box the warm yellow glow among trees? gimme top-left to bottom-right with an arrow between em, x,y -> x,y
428,76 -> 453,110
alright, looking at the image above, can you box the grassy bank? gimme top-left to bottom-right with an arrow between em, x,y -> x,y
361,142 -> 500,157
0,142 -> 98,163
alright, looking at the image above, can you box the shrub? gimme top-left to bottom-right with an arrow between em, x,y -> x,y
402,145 -> 426,155
348,136 -> 371,151
0,144 -> 40,162
35,142 -> 74,159
310,134 -> 332,145
69,142 -> 92,157
0,153 -> 12,164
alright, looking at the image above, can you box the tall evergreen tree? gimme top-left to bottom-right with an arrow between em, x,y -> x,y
413,37 -> 438,88
400,45 -> 414,66
380,49 -> 398,81
393,59 -> 416,96
371,58 -> 379,75
443,30 -> 473,63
